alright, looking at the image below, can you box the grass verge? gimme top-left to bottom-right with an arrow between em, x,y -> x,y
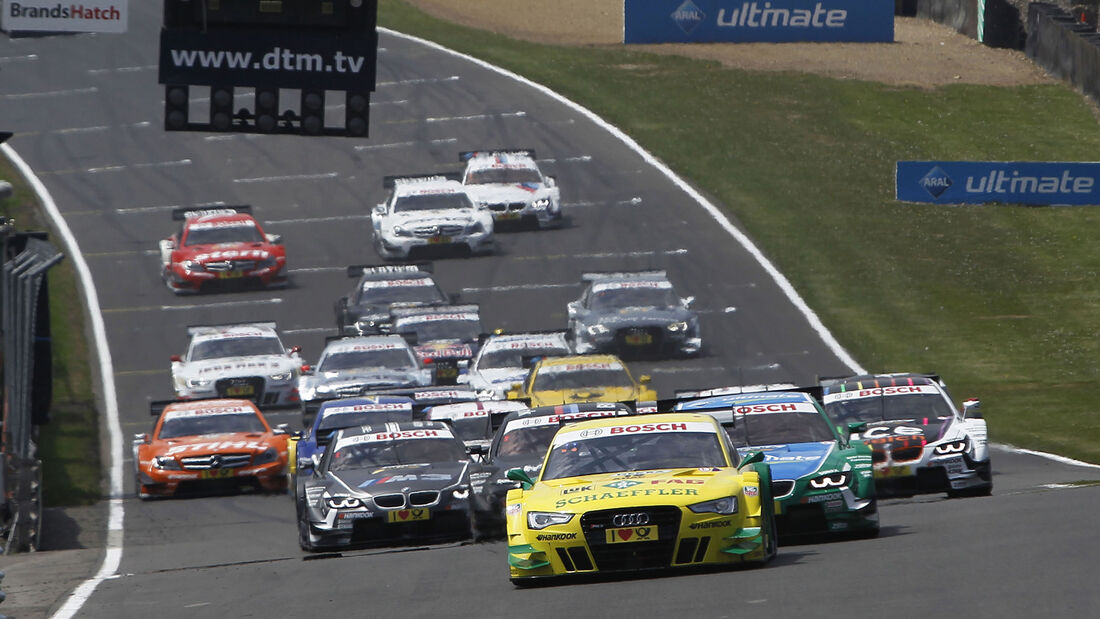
382,1 -> 1100,463
1,154 -> 102,506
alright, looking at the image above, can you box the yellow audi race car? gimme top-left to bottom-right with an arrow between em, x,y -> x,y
504,413 -> 776,584
505,354 -> 657,407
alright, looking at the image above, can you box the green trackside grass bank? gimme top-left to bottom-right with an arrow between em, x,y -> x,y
383,2 -> 1100,464
1,156 -> 102,506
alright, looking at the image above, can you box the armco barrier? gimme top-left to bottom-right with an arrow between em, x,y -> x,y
1028,3 -> 1100,104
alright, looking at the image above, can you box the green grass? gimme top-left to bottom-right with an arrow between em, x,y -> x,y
1,156 -> 102,506
381,1 -> 1100,463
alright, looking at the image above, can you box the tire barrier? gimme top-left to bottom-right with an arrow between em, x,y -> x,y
1028,3 -> 1100,103
916,0 -> 1027,48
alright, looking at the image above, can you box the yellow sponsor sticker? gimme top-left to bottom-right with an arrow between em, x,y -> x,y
879,464 -> 912,478
428,235 -> 452,245
226,384 -> 254,396
387,508 -> 431,523
199,468 -> 234,480
624,333 -> 653,346
605,526 -> 658,544
217,271 -> 244,279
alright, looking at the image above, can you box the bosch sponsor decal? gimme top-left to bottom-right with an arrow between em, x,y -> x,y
413,390 -> 471,401
897,161 -> 1100,206
195,360 -> 279,374
400,313 -> 478,324
591,280 -> 673,292
334,428 -> 453,450
535,532 -> 578,541
331,342 -> 406,352
689,519 -> 732,530
822,385 -> 940,403
3,0 -> 127,33
553,421 -> 713,446
162,406 -> 255,420
554,488 -> 699,509
541,361 -> 624,373
624,0 -> 892,43
503,410 -> 619,434
188,220 -> 257,231
363,278 -> 433,289
325,402 -> 413,416
732,402 -> 819,415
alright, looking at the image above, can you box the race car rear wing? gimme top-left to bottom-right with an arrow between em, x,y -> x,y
653,384 -> 824,414
186,321 -> 279,337
148,395 -> 257,417
346,263 -> 433,278
391,304 -> 480,321
171,205 -> 252,221
581,270 -> 668,282
459,149 -> 537,161
382,173 -> 462,188
477,329 -> 570,348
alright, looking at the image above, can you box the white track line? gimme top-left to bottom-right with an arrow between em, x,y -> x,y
1,144 -> 123,619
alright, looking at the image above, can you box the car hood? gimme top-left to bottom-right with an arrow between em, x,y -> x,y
466,183 -> 550,202
152,433 -> 278,457
180,356 -> 295,378
530,386 -> 653,407
414,341 -> 474,361
471,367 -> 527,388
591,307 -> 692,327
174,244 -> 276,263
856,418 -> 953,446
330,461 -> 469,494
523,468 -> 749,512
387,211 -> 479,228
735,442 -> 835,481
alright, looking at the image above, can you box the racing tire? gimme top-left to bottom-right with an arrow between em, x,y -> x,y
297,518 -> 323,552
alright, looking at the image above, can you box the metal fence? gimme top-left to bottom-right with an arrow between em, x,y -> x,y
0,218 -> 63,554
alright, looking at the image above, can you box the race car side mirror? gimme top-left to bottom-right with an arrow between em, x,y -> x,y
846,422 -> 867,436
639,375 -> 652,384
300,364 -> 313,375
738,451 -> 765,469
133,433 -> 150,444
545,175 -> 556,187
566,302 -> 579,318
170,354 -> 182,363
962,398 -> 983,419
506,467 -> 535,490
467,444 -> 489,457
373,204 -> 386,216
273,424 -> 290,435
267,233 -> 283,245
288,345 -> 302,355
681,296 -> 695,308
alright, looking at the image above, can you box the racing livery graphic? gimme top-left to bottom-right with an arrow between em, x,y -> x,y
371,174 -> 494,260
459,150 -> 563,229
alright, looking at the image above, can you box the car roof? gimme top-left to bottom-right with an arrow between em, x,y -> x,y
555,412 -> 718,432
391,176 -> 466,197
675,390 -> 818,410
187,322 -> 280,341
481,331 -> 569,348
340,420 -> 450,438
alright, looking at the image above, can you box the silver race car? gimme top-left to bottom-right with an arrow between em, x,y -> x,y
170,322 -> 302,407
459,149 -> 562,229
463,330 -> 572,399
567,271 -> 701,358
372,174 -> 494,260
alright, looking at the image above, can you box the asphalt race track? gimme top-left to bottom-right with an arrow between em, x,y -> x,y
2,5 -> 1098,617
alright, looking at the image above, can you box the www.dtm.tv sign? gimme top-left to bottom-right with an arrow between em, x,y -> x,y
624,0 -> 892,43
2,0 -> 127,33
896,161 -> 1100,206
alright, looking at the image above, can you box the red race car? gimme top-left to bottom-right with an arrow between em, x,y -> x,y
133,398 -> 289,498
159,206 -> 287,294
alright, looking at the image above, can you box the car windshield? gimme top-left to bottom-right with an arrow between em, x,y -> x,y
328,438 -> 467,471
158,412 -> 266,439
726,412 -> 836,447
318,349 -> 415,372
189,336 -> 284,361
317,411 -> 413,435
589,286 -> 678,311
477,343 -> 569,370
397,319 -> 480,342
466,168 -> 542,185
532,366 -> 633,391
825,393 -> 954,423
357,281 -> 443,306
393,193 -> 472,212
542,430 -> 727,480
184,222 -> 265,246
495,424 -> 559,459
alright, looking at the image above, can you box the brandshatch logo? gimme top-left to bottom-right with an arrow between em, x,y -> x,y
919,166 -> 953,198
671,0 -> 706,34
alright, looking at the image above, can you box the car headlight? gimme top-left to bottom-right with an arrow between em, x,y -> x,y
586,324 -> 610,337
465,221 -> 484,234
933,439 -> 968,455
268,371 -> 293,382
258,256 -> 278,269
154,456 -> 181,470
531,198 -> 550,210
181,260 -> 206,272
185,377 -> 211,389
688,496 -> 738,515
325,496 -> 363,510
808,472 -> 850,489
527,511 -> 575,530
667,321 -> 689,333
392,225 -> 413,237
253,447 -> 279,466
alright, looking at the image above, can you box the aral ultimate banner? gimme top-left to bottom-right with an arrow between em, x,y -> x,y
896,161 -> 1100,206
623,0 -> 893,43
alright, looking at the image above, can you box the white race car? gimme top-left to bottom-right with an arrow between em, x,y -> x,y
820,373 -> 992,498
372,174 -> 494,260
459,149 -> 562,229
170,322 -> 302,407
463,331 -> 572,399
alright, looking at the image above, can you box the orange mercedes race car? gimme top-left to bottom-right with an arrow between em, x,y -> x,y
133,398 -> 290,498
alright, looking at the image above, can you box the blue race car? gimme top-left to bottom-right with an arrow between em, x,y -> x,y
671,390 -> 879,539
